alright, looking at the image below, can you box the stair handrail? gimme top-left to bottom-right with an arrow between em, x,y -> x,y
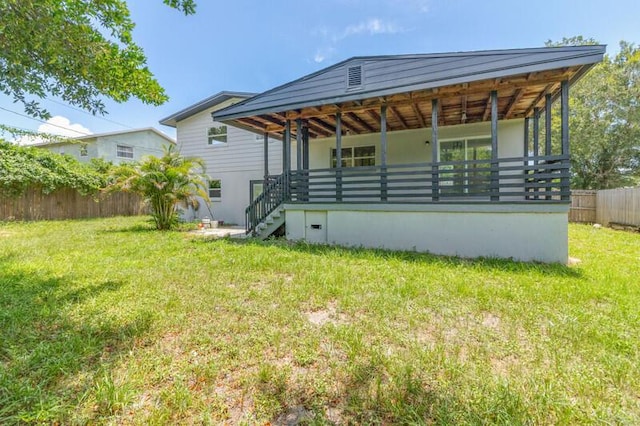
245,173 -> 287,234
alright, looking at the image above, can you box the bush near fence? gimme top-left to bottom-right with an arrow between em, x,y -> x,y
0,188 -> 147,221
569,187 -> 640,229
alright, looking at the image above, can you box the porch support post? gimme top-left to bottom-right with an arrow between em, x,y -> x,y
524,118 -> 530,199
533,107 -> 540,165
560,79 -> 570,201
524,117 -> 530,159
302,123 -> 309,170
284,119 -> 291,200
533,107 -> 540,199
380,104 -> 388,202
302,123 -> 310,202
335,112 -> 342,202
431,99 -> 439,202
544,93 -> 553,199
545,93 -> 552,156
296,118 -> 302,171
263,132 -> 269,180
490,90 -> 499,201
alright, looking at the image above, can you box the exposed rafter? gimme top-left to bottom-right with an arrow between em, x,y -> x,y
346,111 -> 375,132
389,106 -> 408,129
482,94 -> 492,121
503,88 -> 524,119
525,84 -> 555,117
412,103 -> 426,128
337,115 -> 363,134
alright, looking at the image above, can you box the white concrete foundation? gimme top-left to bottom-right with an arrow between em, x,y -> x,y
284,203 -> 569,263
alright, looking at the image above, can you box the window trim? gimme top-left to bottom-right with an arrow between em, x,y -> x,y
79,144 -> 88,157
208,178 -> 222,199
438,135 -> 492,194
330,145 -> 376,168
116,144 -> 134,159
207,125 -> 228,146
438,135 -> 492,162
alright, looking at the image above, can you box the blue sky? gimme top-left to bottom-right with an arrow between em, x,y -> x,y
2,0 -> 639,140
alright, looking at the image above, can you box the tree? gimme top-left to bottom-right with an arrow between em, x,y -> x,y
546,37 -> 640,189
108,145 -> 209,230
0,0 -> 196,119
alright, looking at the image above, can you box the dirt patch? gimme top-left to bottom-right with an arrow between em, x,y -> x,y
481,312 -> 501,329
304,301 -> 347,326
274,405 -> 314,425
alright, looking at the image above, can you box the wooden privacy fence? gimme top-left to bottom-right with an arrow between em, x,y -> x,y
569,190 -> 597,223
596,187 -> 640,228
0,188 -> 148,221
569,187 -> 640,228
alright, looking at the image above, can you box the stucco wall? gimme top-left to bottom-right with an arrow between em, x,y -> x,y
284,203 -> 568,263
308,119 -> 524,168
95,131 -> 170,163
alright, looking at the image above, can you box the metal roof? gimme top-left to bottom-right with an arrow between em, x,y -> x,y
159,91 -> 256,127
213,45 -> 605,122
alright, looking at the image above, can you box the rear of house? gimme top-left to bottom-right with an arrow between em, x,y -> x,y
209,45 -> 606,263
160,92 -> 284,225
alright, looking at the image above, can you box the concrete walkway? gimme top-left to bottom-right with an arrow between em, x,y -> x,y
191,226 -> 247,239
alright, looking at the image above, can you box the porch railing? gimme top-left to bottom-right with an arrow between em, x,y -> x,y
288,154 -> 570,204
245,155 -> 570,234
245,174 -> 287,234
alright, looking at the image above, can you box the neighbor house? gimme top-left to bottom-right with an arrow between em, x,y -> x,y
160,92 -> 284,224
34,128 -> 175,164
209,45 -> 605,263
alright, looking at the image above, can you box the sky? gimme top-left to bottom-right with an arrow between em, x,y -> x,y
2,0 -> 639,141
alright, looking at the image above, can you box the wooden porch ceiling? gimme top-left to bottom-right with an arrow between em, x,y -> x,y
232,65 -> 586,139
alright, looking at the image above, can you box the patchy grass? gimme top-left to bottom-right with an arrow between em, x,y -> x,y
0,217 -> 638,424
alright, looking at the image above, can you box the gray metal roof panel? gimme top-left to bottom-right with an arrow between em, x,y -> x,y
213,45 -> 605,121
159,91 -> 256,127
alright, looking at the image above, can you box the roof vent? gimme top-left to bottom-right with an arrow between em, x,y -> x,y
347,65 -> 363,88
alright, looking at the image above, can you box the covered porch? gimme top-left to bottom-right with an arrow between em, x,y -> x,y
212,46 -> 605,262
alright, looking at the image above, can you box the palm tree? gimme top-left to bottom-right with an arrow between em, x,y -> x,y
109,145 -> 209,230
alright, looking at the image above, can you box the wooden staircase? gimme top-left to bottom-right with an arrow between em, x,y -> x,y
245,174 -> 287,239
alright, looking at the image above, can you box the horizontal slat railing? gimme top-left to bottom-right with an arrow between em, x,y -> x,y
245,174 -> 287,234
288,155 -> 570,204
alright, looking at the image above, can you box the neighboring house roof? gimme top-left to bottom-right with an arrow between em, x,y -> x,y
75,127 -> 175,144
32,127 -> 175,146
159,91 -> 257,127
213,45 -> 606,122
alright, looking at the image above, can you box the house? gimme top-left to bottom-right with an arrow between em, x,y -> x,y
34,128 -> 175,164
160,92 -> 283,225
209,45 -> 606,263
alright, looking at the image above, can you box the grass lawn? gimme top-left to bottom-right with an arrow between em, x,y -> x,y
0,216 -> 639,424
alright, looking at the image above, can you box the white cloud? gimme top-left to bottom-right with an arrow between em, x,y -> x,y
314,47 -> 336,63
311,17 -> 405,63
339,18 -> 404,40
17,116 -> 92,145
38,115 -> 91,137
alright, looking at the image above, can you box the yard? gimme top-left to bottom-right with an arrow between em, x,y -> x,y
0,217 -> 638,424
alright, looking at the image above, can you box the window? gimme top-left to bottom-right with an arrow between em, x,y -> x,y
208,179 -> 221,199
207,125 -> 227,145
116,145 -> 134,159
79,144 -> 88,157
331,145 -> 375,168
439,137 -> 492,194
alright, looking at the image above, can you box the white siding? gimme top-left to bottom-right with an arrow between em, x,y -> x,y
175,102 -> 283,225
